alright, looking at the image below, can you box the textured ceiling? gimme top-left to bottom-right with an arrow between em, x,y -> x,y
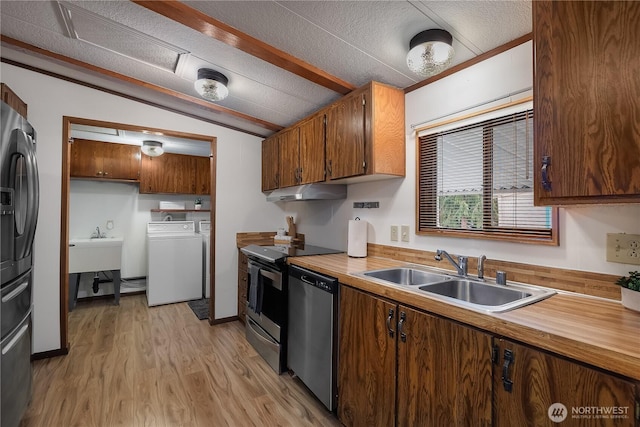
0,0 -> 532,138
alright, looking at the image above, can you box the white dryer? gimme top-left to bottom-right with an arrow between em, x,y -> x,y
146,221 -> 202,306
198,220 -> 211,299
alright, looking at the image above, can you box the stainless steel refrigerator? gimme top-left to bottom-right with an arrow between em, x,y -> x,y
1,100 -> 39,427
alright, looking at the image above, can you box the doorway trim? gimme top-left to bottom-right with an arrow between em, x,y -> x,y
60,116 -> 217,350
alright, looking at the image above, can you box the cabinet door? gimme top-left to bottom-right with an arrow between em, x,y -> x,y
298,113 -> 326,185
237,250 -> 248,324
140,153 -> 193,194
278,128 -> 300,188
261,136 -> 279,191
70,139 -> 102,178
534,0 -> 640,204
102,143 -> 140,180
194,156 -> 211,195
397,306 -> 492,426
494,339 -> 637,427
338,286 -> 396,427
1,83 -> 28,118
326,92 -> 365,180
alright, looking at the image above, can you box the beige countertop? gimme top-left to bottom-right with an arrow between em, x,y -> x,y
288,253 -> 640,381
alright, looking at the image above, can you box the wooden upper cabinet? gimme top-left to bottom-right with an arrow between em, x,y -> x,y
326,91 -> 366,180
326,81 -> 405,182
261,135 -> 279,192
298,113 -> 326,185
278,127 -> 300,188
277,114 -> 326,188
70,139 -> 140,181
140,152 -> 202,194
1,83 -> 27,118
533,0 -> 640,204
193,156 -> 211,195
494,339 -> 637,427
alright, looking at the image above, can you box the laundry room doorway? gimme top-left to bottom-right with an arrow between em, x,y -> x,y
59,116 -> 217,351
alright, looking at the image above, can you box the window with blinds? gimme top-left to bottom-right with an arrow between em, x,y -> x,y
417,108 -> 558,244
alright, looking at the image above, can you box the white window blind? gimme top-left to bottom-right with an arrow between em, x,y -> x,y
418,108 -> 556,243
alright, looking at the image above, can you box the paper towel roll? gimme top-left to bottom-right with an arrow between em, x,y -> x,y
348,219 -> 368,257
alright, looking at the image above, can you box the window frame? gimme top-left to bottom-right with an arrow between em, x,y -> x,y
415,99 -> 558,246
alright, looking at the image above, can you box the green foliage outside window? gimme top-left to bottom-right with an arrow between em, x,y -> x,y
438,195 -> 499,229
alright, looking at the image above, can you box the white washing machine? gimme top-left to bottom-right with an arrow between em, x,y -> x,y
198,220 -> 211,299
146,221 -> 202,306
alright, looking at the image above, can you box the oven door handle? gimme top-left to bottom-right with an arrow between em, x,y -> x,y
247,317 -> 278,346
259,269 -> 282,289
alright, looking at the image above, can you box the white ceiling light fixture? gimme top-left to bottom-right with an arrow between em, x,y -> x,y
141,140 -> 164,157
406,29 -> 455,78
194,68 -> 229,102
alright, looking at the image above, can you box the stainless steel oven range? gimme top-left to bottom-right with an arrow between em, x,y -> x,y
239,244 -> 342,374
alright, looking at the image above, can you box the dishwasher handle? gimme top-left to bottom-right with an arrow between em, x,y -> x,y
289,265 -> 338,294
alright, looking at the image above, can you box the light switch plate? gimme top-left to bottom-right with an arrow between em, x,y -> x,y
401,225 -> 410,242
390,225 -> 399,242
606,233 -> 640,265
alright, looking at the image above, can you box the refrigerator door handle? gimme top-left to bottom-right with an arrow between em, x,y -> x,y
13,129 -> 39,260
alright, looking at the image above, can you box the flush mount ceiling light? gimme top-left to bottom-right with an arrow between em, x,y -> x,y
141,140 -> 164,157
406,29 -> 455,78
194,68 -> 229,102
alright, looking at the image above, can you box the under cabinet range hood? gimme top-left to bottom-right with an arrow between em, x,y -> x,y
266,184 -> 347,202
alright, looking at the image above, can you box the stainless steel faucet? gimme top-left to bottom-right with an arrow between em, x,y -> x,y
435,249 -> 468,276
477,255 -> 486,279
92,226 -> 105,238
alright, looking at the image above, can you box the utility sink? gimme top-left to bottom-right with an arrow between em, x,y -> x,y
69,237 -> 123,274
356,266 -> 555,313
363,267 -> 451,286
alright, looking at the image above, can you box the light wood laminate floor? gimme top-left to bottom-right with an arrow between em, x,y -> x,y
21,295 -> 341,427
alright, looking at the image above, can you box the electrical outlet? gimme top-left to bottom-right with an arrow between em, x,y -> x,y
390,225 -> 399,242
401,225 -> 410,242
606,233 -> 640,265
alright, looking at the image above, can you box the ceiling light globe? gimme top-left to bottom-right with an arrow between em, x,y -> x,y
141,140 -> 164,157
194,69 -> 229,102
407,29 -> 455,78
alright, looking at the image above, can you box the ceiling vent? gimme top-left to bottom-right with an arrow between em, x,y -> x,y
57,1 -> 189,74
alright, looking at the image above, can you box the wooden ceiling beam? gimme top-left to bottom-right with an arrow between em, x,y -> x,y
132,0 -> 356,95
0,35 -> 283,133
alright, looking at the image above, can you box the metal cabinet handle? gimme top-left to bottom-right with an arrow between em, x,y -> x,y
398,311 -> 406,342
502,349 -> 514,392
2,280 -> 29,303
541,156 -> 552,191
386,309 -> 395,338
327,160 -> 332,177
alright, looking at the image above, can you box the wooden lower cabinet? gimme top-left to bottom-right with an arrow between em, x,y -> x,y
338,285 -> 638,427
338,285 -> 492,427
237,250 -> 248,323
338,286 -> 396,427
494,339 -> 638,427
397,306 -> 492,426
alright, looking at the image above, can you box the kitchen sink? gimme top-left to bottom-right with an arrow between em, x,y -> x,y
418,279 -> 555,312
355,265 -> 555,313
361,267 -> 451,286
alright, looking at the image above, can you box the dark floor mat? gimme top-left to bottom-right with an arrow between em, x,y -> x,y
187,298 -> 209,320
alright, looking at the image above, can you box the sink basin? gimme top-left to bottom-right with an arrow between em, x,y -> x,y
418,279 -> 555,312
69,237 -> 123,273
355,265 -> 555,313
362,267 -> 451,286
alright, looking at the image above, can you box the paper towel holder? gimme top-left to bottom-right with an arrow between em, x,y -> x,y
348,217 -> 368,258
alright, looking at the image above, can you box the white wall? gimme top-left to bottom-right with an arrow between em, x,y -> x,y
347,41 -> 640,276
1,63 -> 286,352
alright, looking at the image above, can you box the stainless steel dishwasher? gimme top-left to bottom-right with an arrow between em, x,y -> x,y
287,264 -> 338,412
